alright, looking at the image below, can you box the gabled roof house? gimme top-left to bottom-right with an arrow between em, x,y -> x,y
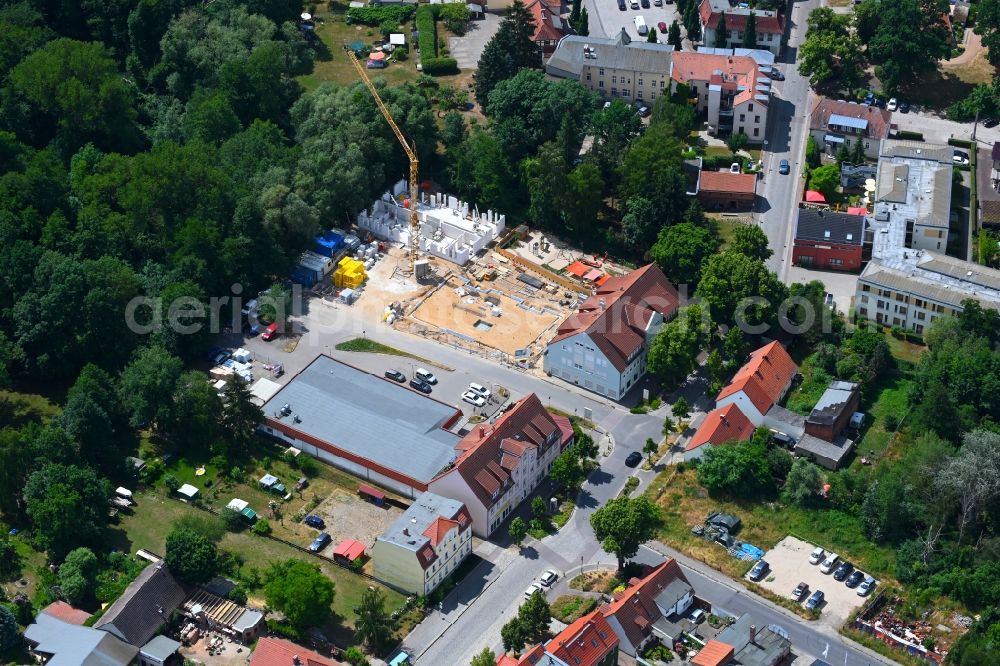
497,609 -> 619,666
94,562 -> 186,648
544,264 -> 679,401
599,559 -> 694,656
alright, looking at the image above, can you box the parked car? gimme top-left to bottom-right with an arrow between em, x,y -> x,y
887,97 -> 898,111
539,570 -> 559,587
625,451 -> 643,467
792,581 -> 809,601
688,608 -> 706,624
213,350 -> 231,365
641,0 -> 650,7
730,162 -> 741,174
206,346 -> 223,361
820,553 -> 840,574
748,560 -> 769,581
864,91 -> 875,105
304,515 -> 325,529
779,159 -> 790,175
805,590 -> 825,610
770,67 -> 784,81
954,150 -> 970,165
262,322 -> 279,341
899,100 -> 910,113
833,561 -> 854,582
524,583 -> 544,598
385,369 -> 406,383
409,378 -> 433,394
657,20 -> 668,32
809,547 -> 826,565
654,0 -> 663,6
985,117 -> 1000,128
309,532 -> 331,552
618,0 -> 626,9
857,576 -> 877,596
630,0 -> 639,8
415,367 -> 438,384
366,60 -> 387,69
462,390 -> 486,407
845,570 -> 865,588
636,105 -> 650,117
468,382 -> 491,399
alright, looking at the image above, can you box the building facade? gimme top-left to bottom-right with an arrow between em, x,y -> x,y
544,264 -> 679,401
714,341 -> 798,425
600,559 -> 694,656
697,171 -> 757,210
670,51 -> 769,141
698,0 -> 784,55
525,0 -> 569,53
792,207 -> 867,271
372,492 -> 472,595
809,98 -> 893,160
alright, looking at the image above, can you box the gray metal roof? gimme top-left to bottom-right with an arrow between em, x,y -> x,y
829,113 -> 868,130
262,355 -> 461,484
95,563 -> 185,648
379,491 -> 466,552
874,144 -> 952,230
233,608 -> 264,633
25,613 -> 138,666
795,208 -> 866,245
139,635 -> 181,661
546,32 -> 673,81
859,254 -> 1000,310
654,578 -> 693,613
880,139 -> 953,164
794,434 -> 854,466
808,381 -> 858,426
717,614 -> 791,666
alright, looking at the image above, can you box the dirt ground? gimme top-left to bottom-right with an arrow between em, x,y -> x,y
754,536 -> 869,625
179,633 -> 251,666
408,273 -> 564,355
308,488 -> 403,555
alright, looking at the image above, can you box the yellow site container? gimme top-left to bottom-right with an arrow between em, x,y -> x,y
332,257 -> 367,289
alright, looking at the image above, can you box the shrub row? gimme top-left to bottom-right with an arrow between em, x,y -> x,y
948,137 -> 973,148
895,130 -> 924,141
415,5 -> 459,75
346,5 -> 414,26
423,56 -> 458,75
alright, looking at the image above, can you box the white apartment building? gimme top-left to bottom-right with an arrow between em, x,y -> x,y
372,492 -> 472,595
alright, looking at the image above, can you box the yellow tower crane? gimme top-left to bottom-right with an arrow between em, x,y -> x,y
345,47 -> 420,271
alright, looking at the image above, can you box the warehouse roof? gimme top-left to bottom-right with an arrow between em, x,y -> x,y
262,355 -> 462,486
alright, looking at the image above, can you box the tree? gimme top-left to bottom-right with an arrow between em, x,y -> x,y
647,27 -> 658,43
577,7 -> 589,36
808,163 -> 839,198
0,605 -> 17,652
731,224 -> 773,262
805,136 -> 821,169
621,122 -> 689,220
865,0 -> 951,94
59,547 -> 98,605
696,440 -> 774,498
650,222 -> 719,287
165,527 -> 218,585
798,9 -> 866,91
782,459 -> 823,505
442,111 -> 467,148
975,0 -> 1000,69
643,437 -> 659,463
590,496 -> 660,570
532,496 -> 547,518
0,537 -> 22,580
714,12 -> 728,47
662,414 -> 675,436
355,587 -> 392,653
621,196 -> 660,251
935,430 -> 1000,543
501,616 -> 527,653
508,517 -> 527,547
647,305 -> 712,387
474,0 -> 541,105
726,132 -> 749,155
697,251 -> 788,328
119,345 -> 183,429
706,349 -> 725,393
344,647 -> 370,666
591,98 -> 643,179
668,20 -> 682,50
723,327 -> 748,366
265,559 -> 335,630
684,4 -> 701,41
519,590 -> 552,642
550,447 -> 585,490
471,648 -> 497,666
672,396 -> 690,422
24,463 -> 109,560
221,376 -> 264,456
742,11 -> 757,48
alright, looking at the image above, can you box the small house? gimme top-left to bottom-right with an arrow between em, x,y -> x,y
258,474 -> 286,495
176,484 -> 199,501
333,539 -> 366,565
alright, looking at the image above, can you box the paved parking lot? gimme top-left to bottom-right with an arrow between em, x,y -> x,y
448,13 -> 500,70
891,108 -> 1000,150
786,265 -> 859,315
752,536 -> 871,625
584,0 -> 680,41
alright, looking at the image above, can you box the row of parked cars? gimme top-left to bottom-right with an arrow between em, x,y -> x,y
523,569 -> 560,598
747,546 -> 876,612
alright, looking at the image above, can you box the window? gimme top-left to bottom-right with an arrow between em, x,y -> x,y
599,81 -> 604,88
660,80 -> 664,88
623,89 -> 631,97
599,68 -> 604,75
859,307 -> 868,316
916,324 -> 924,334
612,75 -> 617,84
586,72 -> 591,81
753,127 -> 759,137
914,298 -> 924,308
650,92 -> 656,100
861,295 -> 869,303
739,114 -> 746,122
862,284 -> 871,292
754,115 -> 760,123
638,78 -> 643,86
830,258 -> 843,266
749,103 -> 754,112
916,311 -> 926,320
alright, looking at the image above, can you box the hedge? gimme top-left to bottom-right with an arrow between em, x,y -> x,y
948,137 -> 973,148
415,5 -> 459,75
423,56 -> 458,75
346,5 -> 414,26
895,130 -> 924,141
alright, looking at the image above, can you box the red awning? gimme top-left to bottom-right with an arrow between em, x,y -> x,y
566,260 -> 588,277
583,269 -> 603,282
358,484 -> 385,501
805,190 -> 827,203
847,206 -> 867,216
333,539 -> 366,562
595,274 -> 611,286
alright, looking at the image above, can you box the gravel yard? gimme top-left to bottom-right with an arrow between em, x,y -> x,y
753,536 -> 870,625
308,488 -> 403,554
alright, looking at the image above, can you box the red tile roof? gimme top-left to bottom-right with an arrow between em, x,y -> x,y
600,559 -> 690,650
686,403 -> 755,451
809,97 -> 893,142
439,394 -> 572,511
550,264 -> 679,371
548,610 -> 620,666
671,52 -> 766,107
698,1 -> 784,33
40,601 -> 92,626
525,0 -> 567,43
250,637 -> 346,666
698,171 -> 758,195
423,516 -> 460,547
716,341 -> 798,414
691,639 -> 735,666
332,539 -> 366,562
496,644 -> 546,665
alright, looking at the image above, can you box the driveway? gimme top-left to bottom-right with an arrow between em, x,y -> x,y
448,14 -> 500,70
583,0 -> 681,41
785,265 -> 859,315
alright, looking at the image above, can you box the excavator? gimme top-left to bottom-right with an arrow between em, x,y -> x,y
345,47 -> 421,271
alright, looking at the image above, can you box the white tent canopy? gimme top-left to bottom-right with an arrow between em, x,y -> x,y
114,487 -> 133,499
227,498 -> 249,512
177,484 -> 199,499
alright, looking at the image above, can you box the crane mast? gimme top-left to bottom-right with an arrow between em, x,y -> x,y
345,47 -> 420,270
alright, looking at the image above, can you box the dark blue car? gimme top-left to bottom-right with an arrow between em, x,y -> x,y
304,515 -> 325,529
309,532 -> 331,552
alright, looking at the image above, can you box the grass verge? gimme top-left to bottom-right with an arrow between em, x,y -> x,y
551,594 -> 599,623
334,337 -> 450,370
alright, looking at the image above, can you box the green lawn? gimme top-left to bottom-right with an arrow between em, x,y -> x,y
336,337 -> 432,362
715,218 -> 743,250
111,490 -> 405,641
0,389 -> 61,428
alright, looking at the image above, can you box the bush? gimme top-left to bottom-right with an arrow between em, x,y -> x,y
346,6 -> 414,25
221,507 -> 246,532
252,519 -> 272,535
621,477 -> 639,496
895,130 -> 924,141
422,57 -> 458,75
267,618 -> 303,641
884,413 -> 899,432
163,474 -> 180,492
948,137 -> 973,148
228,586 -> 248,604
392,47 -> 408,61
379,18 -> 398,37
297,455 -> 319,477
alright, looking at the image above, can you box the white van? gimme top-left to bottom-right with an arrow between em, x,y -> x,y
415,368 -> 438,384
820,553 -> 840,574
468,382 -> 491,398
634,15 -> 648,35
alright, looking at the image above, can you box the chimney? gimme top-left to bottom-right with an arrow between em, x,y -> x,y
403,528 -> 410,536
293,657 -> 302,666
750,624 -> 757,645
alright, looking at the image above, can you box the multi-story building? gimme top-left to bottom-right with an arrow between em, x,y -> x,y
599,559 -> 694,656
428,394 -> 574,537
545,30 -> 674,105
714,341 -> 798,425
372,491 -> 472,595
873,140 -> 952,253
543,264 -> 679,401
525,0 -> 570,54
670,51 -> 770,142
809,98 -> 893,161
792,207 -> 868,271
498,609 -> 620,666
698,0 -> 784,55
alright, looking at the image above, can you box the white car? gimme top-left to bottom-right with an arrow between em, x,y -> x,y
887,97 -> 898,111
539,570 -> 558,587
730,162 -> 741,174
820,553 -> 840,574
462,391 -> 486,407
468,382 -> 491,399
524,583 -> 544,598
809,547 -> 825,565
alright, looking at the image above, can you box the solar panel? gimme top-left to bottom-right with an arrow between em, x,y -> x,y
829,113 -> 868,130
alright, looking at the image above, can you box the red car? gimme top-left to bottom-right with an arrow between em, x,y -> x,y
658,21 -> 668,33
262,322 -> 279,341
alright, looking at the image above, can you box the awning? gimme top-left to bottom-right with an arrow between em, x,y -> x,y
805,190 -> 827,203
369,51 -> 386,61
824,134 -> 845,144
358,484 -> 385,501
566,260 -> 588,277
